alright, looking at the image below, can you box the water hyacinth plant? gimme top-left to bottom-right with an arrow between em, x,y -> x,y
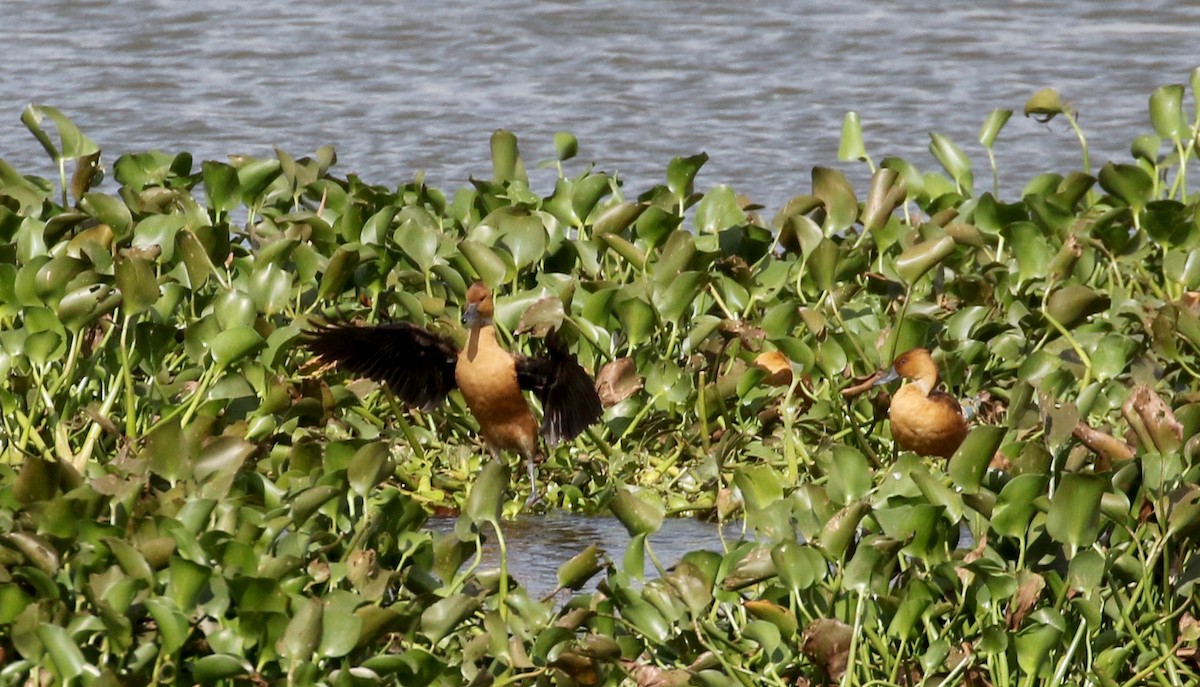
1,71 -> 1199,684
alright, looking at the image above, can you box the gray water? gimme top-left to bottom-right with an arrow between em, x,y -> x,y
428,513 -> 741,598
3,1 -> 1198,211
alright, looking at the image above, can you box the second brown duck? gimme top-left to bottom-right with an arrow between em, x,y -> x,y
874,348 -> 969,459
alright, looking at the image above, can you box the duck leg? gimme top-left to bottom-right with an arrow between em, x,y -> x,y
523,450 -> 542,509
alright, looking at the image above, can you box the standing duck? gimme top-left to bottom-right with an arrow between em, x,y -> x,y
874,348 -> 969,459
303,282 -> 603,505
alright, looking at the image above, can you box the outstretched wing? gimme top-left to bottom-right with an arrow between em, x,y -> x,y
516,333 -> 603,445
303,320 -> 458,410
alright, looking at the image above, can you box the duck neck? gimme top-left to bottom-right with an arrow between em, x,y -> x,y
465,323 -> 494,360
910,371 -> 937,396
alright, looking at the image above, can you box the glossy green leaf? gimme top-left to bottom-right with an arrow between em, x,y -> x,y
557,544 -> 605,591
812,167 -> 858,234
421,594 -> 480,645
553,131 -> 578,162
491,129 -> 527,185
463,460 -> 508,526
837,111 -> 867,162
21,104 -> 99,162
666,153 -> 707,203
1097,162 -> 1153,211
1024,88 -> 1066,119
610,487 -> 664,536
113,254 -> 159,315
895,235 -> 955,285
991,472 -> 1048,536
191,654 -> 251,684
928,133 -> 973,194
34,623 -> 88,682
201,160 -> 241,214
979,109 -> 1013,149
459,239 -> 510,287
348,441 -> 392,498
949,426 -> 1005,493
209,326 -> 264,367
145,597 -> 191,654
1047,473 -> 1108,547
1149,83 -> 1187,140
281,597 -> 323,662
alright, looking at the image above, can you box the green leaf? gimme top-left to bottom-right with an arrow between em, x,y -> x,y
895,235 -> 955,285
826,446 -> 871,505
21,104 -> 99,162
201,160 -> 241,214
421,594 -> 480,644
491,129 -> 527,185
79,192 -> 133,237
991,474 -> 1049,538
837,111 -> 867,161
348,441 -> 392,498
694,185 -> 747,234
667,153 -> 708,203
979,109 -> 1013,149
928,133 -> 973,194
281,597 -> 323,662
610,487 -> 664,536
498,213 -> 548,271
1047,473 -> 1108,547
462,460 -> 508,527
556,544 -> 605,591
396,221 -> 440,273
1149,84 -> 1187,140
812,167 -> 858,235
1024,88 -> 1066,119
209,326 -> 264,367
553,131 -> 578,162
949,426 -> 1006,494
191,654 -> 251,684
459,239 -> 511,287
114,254 -> 160,315
145,597 -> 191,654
1097,162 -> 1153,212
35,623 -> 88,682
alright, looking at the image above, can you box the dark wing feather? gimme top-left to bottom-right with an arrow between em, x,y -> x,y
302,320 -> 458,410
928,389 -> 964,416
516,334 -> 603,445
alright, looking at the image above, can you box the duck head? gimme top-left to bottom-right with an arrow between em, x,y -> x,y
461,282 -> 495,328
874,348 -> 940,394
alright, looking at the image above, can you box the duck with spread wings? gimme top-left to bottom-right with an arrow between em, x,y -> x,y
303,282 -> 603,505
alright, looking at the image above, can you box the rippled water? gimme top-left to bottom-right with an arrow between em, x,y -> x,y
3,0 -> 1197,210
427,514 -> 741,598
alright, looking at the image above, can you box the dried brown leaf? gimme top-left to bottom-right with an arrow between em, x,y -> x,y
753,350 -> 793,386
1072,420 -> 1135,466
1005,571 -> 1045,629
595,358 -> 643,407
515,296 -> 566,337
1122,385 -> 1183,454
801,618 -> 853,680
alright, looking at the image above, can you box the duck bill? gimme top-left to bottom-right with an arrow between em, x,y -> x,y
462,303 -> 480,327
873,367 -> 900,386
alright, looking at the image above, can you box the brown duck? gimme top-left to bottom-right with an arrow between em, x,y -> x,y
303,282 -> 603,504
874,348 -> 969,459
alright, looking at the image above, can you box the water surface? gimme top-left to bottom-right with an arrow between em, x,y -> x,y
427,513 -> 741,599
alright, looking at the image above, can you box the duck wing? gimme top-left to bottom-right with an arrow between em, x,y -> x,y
303,320 -> 458,410
928,390 -> 965,417
516,333 -> 603,445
